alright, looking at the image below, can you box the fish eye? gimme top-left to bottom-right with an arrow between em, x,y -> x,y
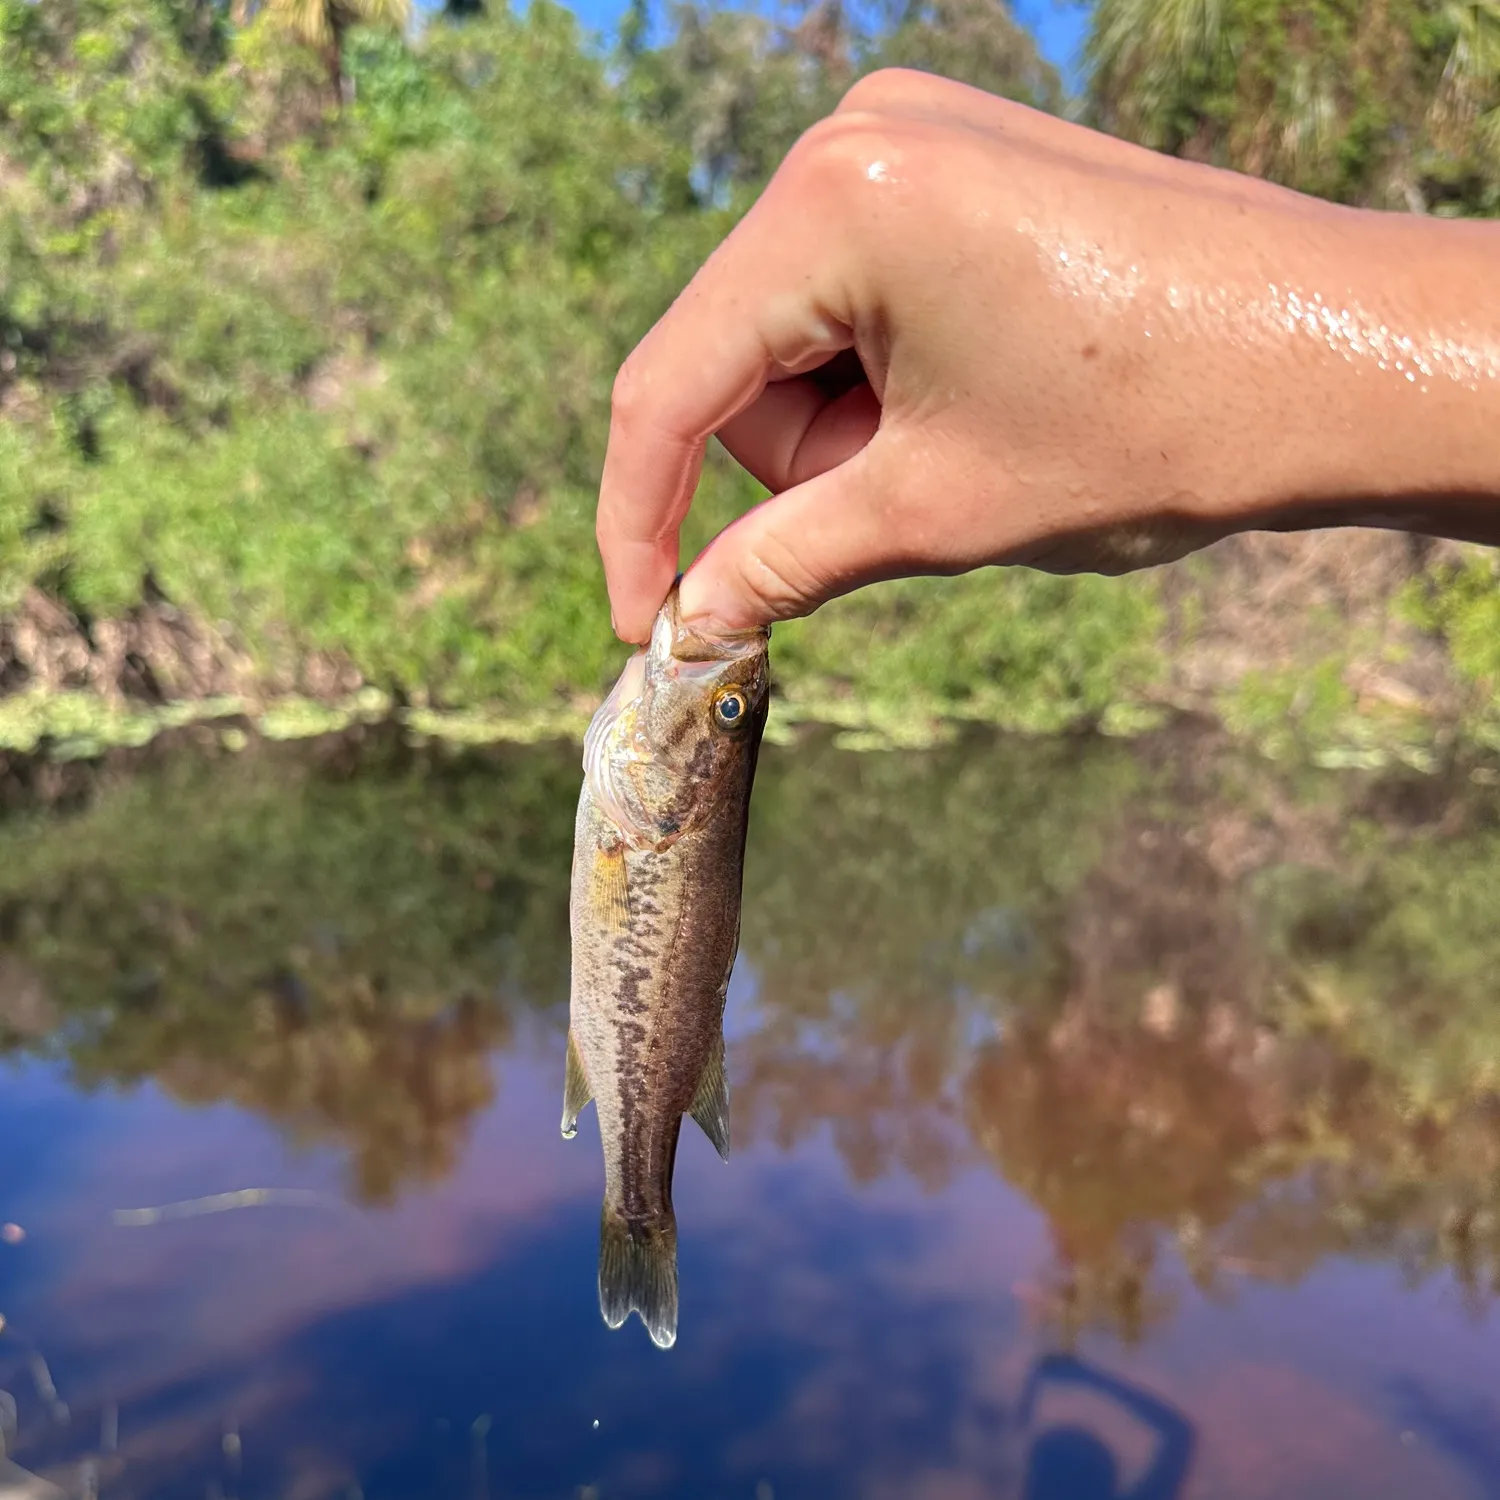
712,687 -> 749,731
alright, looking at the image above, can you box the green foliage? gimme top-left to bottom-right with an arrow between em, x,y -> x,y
1402,549 -> 1500,691
621,0 -> 1061,210
1222,654 -> 1358,757
0,0 -> 1162,728
0,423 -> 77,610
1086,0 -> 1500,213
0,0 -> 1494,737
619,3 -> 834,208
0,0 -> 234,211
775,566 -> 1165,735
872,0 -> 1061,109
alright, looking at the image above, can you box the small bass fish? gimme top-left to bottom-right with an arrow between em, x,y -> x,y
563,581 -> 770,1350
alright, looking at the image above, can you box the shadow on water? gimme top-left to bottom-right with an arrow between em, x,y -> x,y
1018,1353 -> 1193,1500
1,720 -> 1499,1495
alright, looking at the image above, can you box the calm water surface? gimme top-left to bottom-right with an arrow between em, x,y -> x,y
2,725 -> 1500,1499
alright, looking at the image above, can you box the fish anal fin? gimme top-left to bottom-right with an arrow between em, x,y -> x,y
589,841 -> 631,936
688,1033 -> 730,1162
599,1206 -> 678,1350
561,1029 -> 593,1139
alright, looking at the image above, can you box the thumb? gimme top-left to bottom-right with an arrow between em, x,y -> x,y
677,440 -> 920,633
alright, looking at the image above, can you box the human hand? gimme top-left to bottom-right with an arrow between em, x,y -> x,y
597,68 -> 1500,643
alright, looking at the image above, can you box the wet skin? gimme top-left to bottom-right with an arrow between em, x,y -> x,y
593,69 -> 1500,643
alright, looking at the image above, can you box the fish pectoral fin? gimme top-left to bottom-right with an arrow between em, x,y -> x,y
589,841 -> 631,936
688,1034 -> 730,1162
561,1029 -> 593,1139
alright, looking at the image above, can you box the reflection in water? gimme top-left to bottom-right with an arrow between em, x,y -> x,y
0,727 -> 574,1203
1,723 -> 1499,1495
1389,1378 -> 1500,1500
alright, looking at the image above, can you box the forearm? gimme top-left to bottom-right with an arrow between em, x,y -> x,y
1168,204 -> 1500,546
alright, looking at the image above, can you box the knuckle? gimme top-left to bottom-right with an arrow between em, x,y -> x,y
734,530 -> 823,620
609,355 -> 648,425
784,111 -> 897,200
835,67 -> 930,115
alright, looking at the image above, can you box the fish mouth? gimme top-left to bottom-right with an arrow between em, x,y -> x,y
655,579 -> 769,668
583,582 -> 769,843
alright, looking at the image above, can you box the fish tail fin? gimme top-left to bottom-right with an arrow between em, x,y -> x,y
598,1204 -> 678,1350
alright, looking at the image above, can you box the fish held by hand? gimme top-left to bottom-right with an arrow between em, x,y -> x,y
563,580 -> 770,1350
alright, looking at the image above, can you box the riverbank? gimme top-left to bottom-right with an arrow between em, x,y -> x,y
3,525 -> 1495,772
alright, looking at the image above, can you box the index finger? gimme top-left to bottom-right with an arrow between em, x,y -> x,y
596,121 -> 877,642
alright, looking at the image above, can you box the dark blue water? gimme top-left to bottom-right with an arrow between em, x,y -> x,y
2,727 -> 1499,1499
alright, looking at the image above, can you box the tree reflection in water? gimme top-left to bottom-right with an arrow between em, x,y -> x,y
3,722 -> 1500,1335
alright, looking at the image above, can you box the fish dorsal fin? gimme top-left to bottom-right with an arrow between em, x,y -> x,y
688,1034 -> 730,1161
589,841 -> 631,935
561,1029 -> 593,1139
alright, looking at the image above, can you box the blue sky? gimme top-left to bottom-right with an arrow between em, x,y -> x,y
1011,0 -> 1090,85
451,0 -> 1094,91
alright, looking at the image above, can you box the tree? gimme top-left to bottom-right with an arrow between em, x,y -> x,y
1084,0 -> 1227,155
1084,0 -> 1500,214
233,0 -> 411,105
869,0 -> 1062,111
1424,0 -> 1500,209
620,1 -> 841,208
625,0 -> 1062,210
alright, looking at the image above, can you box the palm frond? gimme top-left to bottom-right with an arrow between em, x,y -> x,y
1429,0 -> 1500,140
1273,52 -> 1340,181
262,0 -> 410,52
1479,102 -> 1500,161
1087,0 -> 1227,141
271,0 -> 335,48
349,0 -> 412,30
